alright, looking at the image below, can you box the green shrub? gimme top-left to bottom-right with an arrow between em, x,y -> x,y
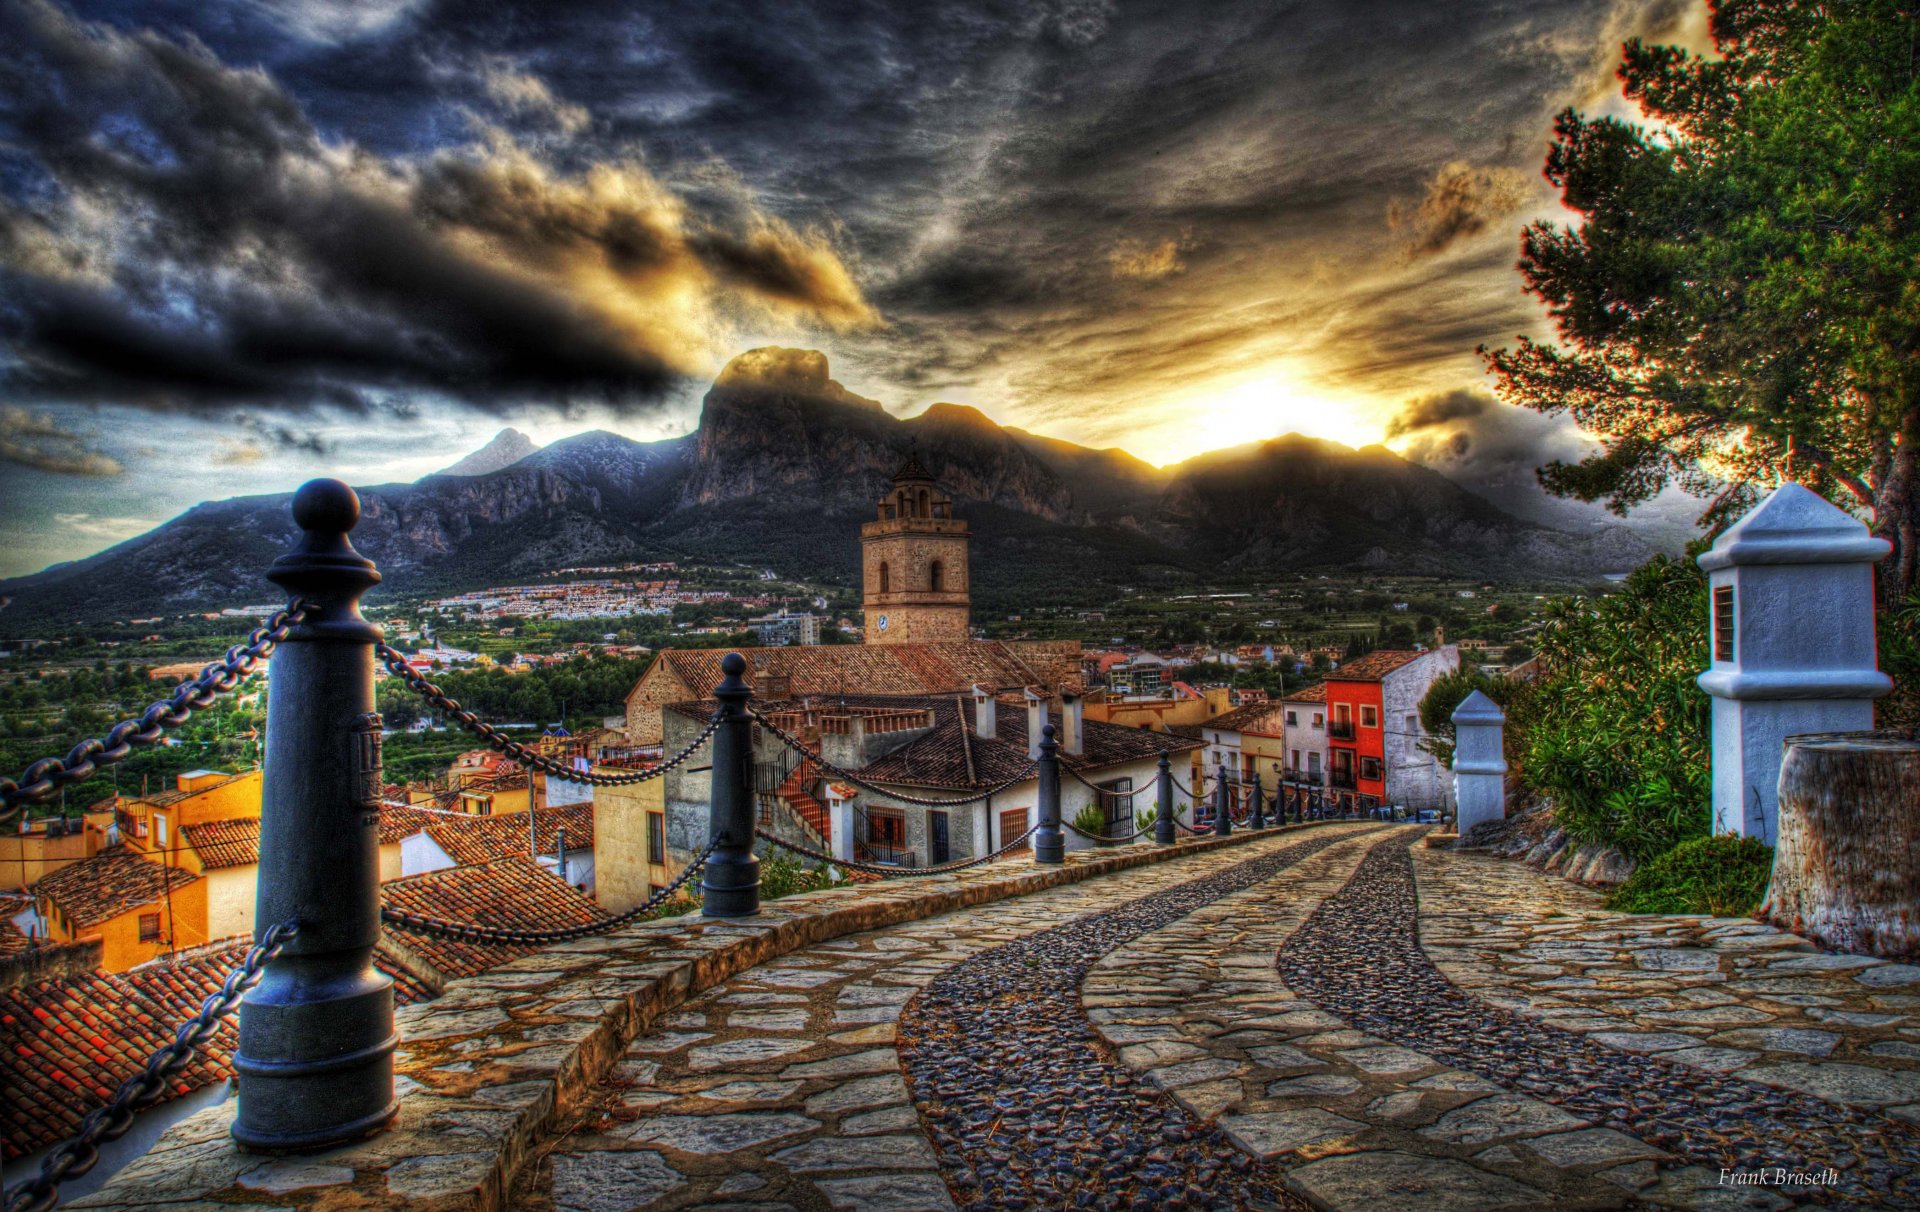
1072,803 -> 1108,835
1519,555 -> 1711,859
1606,835 -> 1774,917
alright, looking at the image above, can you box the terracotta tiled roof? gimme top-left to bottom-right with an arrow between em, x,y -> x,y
1203,703 -> 1288,737
179,817 -> 260,870
0,895 -> 32,957
0,941 -> 431,1162
650,642 -> 1057,703
1284,683 -> 1328,703
377,802 -> 468,845
380,857 -> 607,979
421,804 -> 595,867
34,848 -> 198,928
1324,650 -> 1427,681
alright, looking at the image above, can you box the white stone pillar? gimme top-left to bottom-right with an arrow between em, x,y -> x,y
1698,483 -> 1892,843
827,790 -> 857,863
1451,690 -> 1506,834
972,799 -> 991,858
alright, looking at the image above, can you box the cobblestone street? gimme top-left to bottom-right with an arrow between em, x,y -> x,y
497,826 -> 1920,1211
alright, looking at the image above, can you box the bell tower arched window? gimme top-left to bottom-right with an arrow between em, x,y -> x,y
930,560 -> 944,592
878,562 -> 890,594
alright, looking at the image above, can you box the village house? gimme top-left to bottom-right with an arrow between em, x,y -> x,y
398,802 -> 596,893
1278,683 -> 1330,814
640,689 -> 1199,884
1323,647 -> 1458,814
1198,700 -> 1289,792
26,849 -> 202,971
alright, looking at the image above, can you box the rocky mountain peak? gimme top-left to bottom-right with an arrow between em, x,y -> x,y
438,428 -> 540,477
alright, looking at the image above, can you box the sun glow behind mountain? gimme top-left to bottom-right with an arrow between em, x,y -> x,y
1137,366 -> 1385,466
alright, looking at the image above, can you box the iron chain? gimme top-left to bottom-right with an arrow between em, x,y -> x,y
377,643 -> 718,786
0,603 -> 311,824
0,921 -> 298,1212
749,709 -> 1037,807
754,823 -> 1040,878
380,841 -> 717,944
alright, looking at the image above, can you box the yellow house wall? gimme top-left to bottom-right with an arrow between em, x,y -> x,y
204,865 -> 256,941
378,841 -> 403,883
0,829 -> 98,892
172,771 -> 263,828
593,775 -> 665,913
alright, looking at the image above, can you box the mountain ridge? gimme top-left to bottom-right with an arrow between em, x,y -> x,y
0,349 -> 1663,628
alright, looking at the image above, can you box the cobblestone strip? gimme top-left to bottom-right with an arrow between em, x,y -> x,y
896,827 -> 1387,1211
507,824 -> 1382,1212
1279,835 -> 1920,1209
1083,828 -> 1660,1211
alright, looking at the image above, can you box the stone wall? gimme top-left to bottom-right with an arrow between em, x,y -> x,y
623,660 -> 695,746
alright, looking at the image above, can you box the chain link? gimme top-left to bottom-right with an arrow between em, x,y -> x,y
377,643 -> 718,786
0,603 -> 312,824
381,841 -> 717,944
1,921 -> 298,1212
754,823 -> 1040,877
750,709 -> 1037,807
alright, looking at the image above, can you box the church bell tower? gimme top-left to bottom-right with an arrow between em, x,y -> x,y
862,457 -> 970,644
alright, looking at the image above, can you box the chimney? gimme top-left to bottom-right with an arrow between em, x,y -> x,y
1025,688 -> 1048,759
1061,690 -> 1084,757
753,669 -> 791,700
972,684 -> 997,740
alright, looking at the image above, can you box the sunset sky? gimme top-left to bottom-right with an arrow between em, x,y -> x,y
0,0 -> 1708,577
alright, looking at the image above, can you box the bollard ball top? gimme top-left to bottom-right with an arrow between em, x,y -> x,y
292,479 -> 360,535
1042,722 -> 1057,739
721,652 -> 748,677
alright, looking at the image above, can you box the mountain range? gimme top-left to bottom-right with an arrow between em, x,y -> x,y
0,348 -> 1671,628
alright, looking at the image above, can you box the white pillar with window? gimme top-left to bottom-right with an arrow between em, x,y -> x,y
1697,483 -> 1891,842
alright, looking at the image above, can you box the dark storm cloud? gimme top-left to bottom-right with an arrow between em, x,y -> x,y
0,0 -> 874,419
13,0 -> 1702,461
1387,387 -> 1592,494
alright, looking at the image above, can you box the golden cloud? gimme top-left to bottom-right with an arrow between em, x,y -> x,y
1107,237 -> 1186,281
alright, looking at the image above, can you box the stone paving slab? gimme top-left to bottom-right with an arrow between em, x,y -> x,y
1417,847 -> 1920,1123
502,824 -> 1383,1211
73,825 -> 1317,1212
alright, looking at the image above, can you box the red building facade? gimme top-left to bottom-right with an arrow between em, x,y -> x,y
1324,650 -> 1423,811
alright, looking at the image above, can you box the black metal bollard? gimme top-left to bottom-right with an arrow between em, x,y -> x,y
1250,771 -> 1265,829
1034,723 -> 1064,864
1154,754 -> 1176,845
1213,763 -> 1232,837
703,653 -> 760,916
234,479 -> 395,1151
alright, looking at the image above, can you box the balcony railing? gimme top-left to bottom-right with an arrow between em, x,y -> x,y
1329,770 -> 1357,790
1329,721 -> 1356,740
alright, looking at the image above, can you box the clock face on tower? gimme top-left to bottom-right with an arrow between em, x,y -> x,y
876,615 -> 889,632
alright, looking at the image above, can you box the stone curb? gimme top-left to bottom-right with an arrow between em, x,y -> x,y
77,823 -> 1337,1212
